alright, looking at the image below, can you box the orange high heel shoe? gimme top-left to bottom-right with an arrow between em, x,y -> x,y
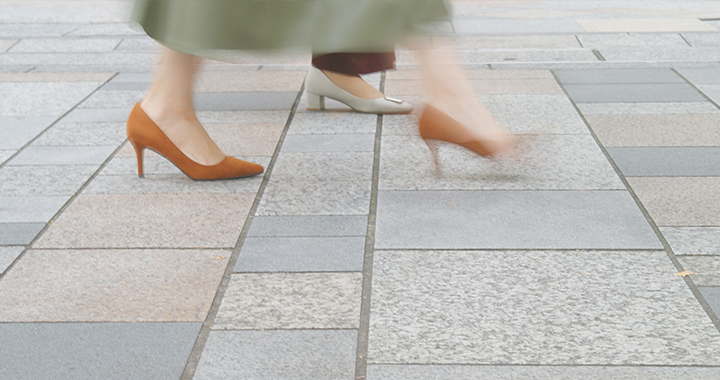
126,103 -> 264,180
418,105 -> 514,170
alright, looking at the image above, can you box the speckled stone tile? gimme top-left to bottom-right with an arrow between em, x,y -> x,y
7,145 -> 116,166
676,256 -> 720,286
0,39 -> 17,52
480,94 -> 589,134
445,35 -> 580,49
699,287 -> 720,318
281,133 -> 375,152
698,84 -> 720,105
385,78 -> 564,96
236,236 -> 365,272
375,190 -> 661,250
453,18 -> 585,34
367,365 -> 720,379
554,68 -> 683,84
682,33 -> 720,47
8,38 -> 121,53
677,68 -> 720,84
381,113 -> 420,136
463,49 -> 598,64
203,123 -> 284,156
248,215 -> 367,237
34,193 -> 254,248
563,83 -> 706,103
196,110 -> 289,124
194,330 -> 357,380
78,90 -> 146,109
195,71 -> 306,93
578,102 -> 720,115
585,114 -> 720,147
61,108 -> 131,123
0,246 -> 23,273
0,322 -> 200,380
257,180 -> 371,216
602,48 -> 720,62
575,18 -> 718,33
194,92 -> 297,111
213,272 -> 362,329
0,249 -> 229,322
0,23 -> 78,38
0,196 -> 69,223
385,70 -> 555,81
31,122 -> 126,146
368,250 -> 720,365
0,150 -> 14,163
85,173 -> 264,195
0,82 -> 102,117
608,147 -> 720,176
627,177 -> 720,226
271,152 -> 373,181
0,165 -> 95,196
577,33 -> 690,48
288,112 -> 378,134
661,227 -> 720,256
379,134 -> 624,191
68,23 -> 147,37
0,223 -> 44,245
0,116 -> 55,149
0,73 -> 114,82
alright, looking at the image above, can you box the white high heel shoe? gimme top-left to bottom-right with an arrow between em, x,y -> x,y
305,67 -> 413,114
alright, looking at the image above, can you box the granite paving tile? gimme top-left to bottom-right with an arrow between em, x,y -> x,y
194,330 -> 357,380
379,134 -> 625,191
204,123 -> 284,157
463,49 -> 598,64
577,33 -> 690,48
270,152 -> 373,181
288,112 -> 378,134
85,173 -> 264,194
699,287 -> 720,318
682,33 -> 720,47
0,73 -> 114,82
563,83 -> 706,103
195,71 -> 306,93
113,37 -> 159,52
453,18 -> 586,34
0,150 -> 14,164
0,165 -> 96,196
235,236 -> 366,272
0,196 -> 69,223
68,23 -> 147,37
385,78 -> 564,96
375,190 -> 661,249
99,82 -> 151,91
386,70 -> 555,81
677,67 -> 720,84
601,48 -> 720,62
7,145 -> 116,166
34,193 -> 254,249
0,322 -> 200,380
697,84 -> 720,104
61,108 -> 131,123
194,92 -> 297,111
368,250 -> 720,365
0,24 -> 79,38
213,273 -> 363,329
490,61 -> 720,71
0,246 -> 23,273
479,94 -> 589,134
676,256 -> 720,287
247,215 -> 368,237
0,249 -> 229,322
627,177 -> 720,226
0,2 -> 127,23
0,223 -> 44,245
585,114 -> 720,147
281,133 -> 375,152
257,180 -> 371,216
381,114 -> 419,136
575,18 -> 718,33
0,39 -> 18,52
0,52 -> 156,66
444,35 -> 581,49
577,102 -> 720,115
0,116 -> 54,149
196,110 -> 289,124
8,38 -> 121,53
0,82 -> 102,117
367,365 -> 720,379
78,90 -> 145,108
554,68 -> 683,84
110,72 -> 153,83
32,121 -> 126,146
660,227 -> 720,256
607,147 -> 720,176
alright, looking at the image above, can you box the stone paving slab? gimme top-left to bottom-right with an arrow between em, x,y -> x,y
270,152 -> 374,181
194,330 -> 357,380
676,256 -> 720,287
32,121 -> 126,146
247,215 -> 368,237
78,89 -> 145,109
281,133 -> 376,152
195,71 -> 306,93
660,227 -> 720,256
554,68 -> 684,84
0,249 -> 229,322
0,149 -> 13,163
682,33 -> 720,47
445,35 -> 581,49
0,322 -> 200,380
0,246 -> 23,273
0,222 -> 44,246
194,92 -> 298,111
7,145 -> 116,166
0,116 -> 55,149
213,272 -> 362,329
0,195 -> 69,223
564,83 -> 706,103
577,33 -> 690,48
699,287 -> 720,319
585,114 -> 720,147
257,180 -> 371,216
453,18 -> 586,34
628,177 -> 720,226
607,147 -> 720,176
480,94 -> 589,134
677,67 -> 720,84
8,38 -> 121,53
368,250 -> 720,365
385,78 -> 565,96
0,82 -> 102,117
235,236 -> 366,272
601,48 -> 720,62
0,165 -> 96,196
697,84 -> 720,104
375,190 -> 661,249
577,102 -> 720,115
85,172 -> 264,195
61,107 -> 131,123
288,112 -> 377,135
575,18 -> 718,33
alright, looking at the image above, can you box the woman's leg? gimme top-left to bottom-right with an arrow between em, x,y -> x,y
140,47 -> 226,166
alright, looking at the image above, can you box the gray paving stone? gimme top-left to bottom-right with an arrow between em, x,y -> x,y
110,72 -> 153,83
0,39 -> 17,52
677,256 -> 720,286
32,122 -> 126,146
585,114 -> 720,147
367,365 -> 720,379
368,250 -> 720,365
248,215 -> 368,237
7,145 -> 115,166
660,227 -> 720,256
607,147 -> 720,176
697,84 -> 720,104
0,322 -> 200,380
0,116 -> 54,149
554,68 -> 684,84
271,152 -> 373,181
8,38 -> 121,53
0,150 -> 14,164
563,83 -> 706,103
480,94 -> 589,134
628,177 -> 720,226
194,92 -> 297,111
257,180 -> 371,216
446,35 -> 581,49
682,33 -> 720,47
676,68 -> 720,84
85,173 -> 264,194
0,223 -> 44,245
0,52 -> 155,67
0,82 -> 103,117
463,49 -> 598,64
281,133 -> 375,152
577,33 -> 690,48
0,196 -> 68,223
0,165 -> 95,196
99,81 -> 148,91
68,23 -> 146,37
453,18 -> 585,34
61,108 -> 131,123
577,102 -> 720,115
213,273 -> 362,329
0,23 -> 79,38
601,48 -> 720,62
196,110 -> 289,124
288,112 -> 378,134
194,330 -> 357,380
77,90 -> 146,109
490,61 -> 720,71
0,246 -> 23,273
699,287 -> 720,319
236,236 -> 365,272
379,134 -> 625,191
375,190 -> 661,249
113,37 -> 160,52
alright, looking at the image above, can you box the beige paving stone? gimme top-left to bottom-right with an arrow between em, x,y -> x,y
385,69 -> 554,81
676,256 -> 720,286
196,110 -> 289,124
0,39 -> 18,52
443,35 -> 581,49
0,73 -> 113,82
628,177 -> 720,226
213,272 -> 363,330
585,114 -> 720,147
578,102 -> 720,115
0,249 -> 229,322
386,78 -> 563,96
195,71 -> 306,93
34,193 -> 255,248
205,123 -> 284,156
576,18 -> 718,33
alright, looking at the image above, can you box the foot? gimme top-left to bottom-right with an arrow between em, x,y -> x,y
321,70 -> 384,99
139,101 -> 226,166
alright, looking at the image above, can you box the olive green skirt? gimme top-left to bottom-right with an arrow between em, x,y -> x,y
132,0 -> 450,55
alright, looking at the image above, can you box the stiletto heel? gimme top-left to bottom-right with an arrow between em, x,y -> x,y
126,103 -> 264,180
423,139 -> 441,174
306,92 -> 325,111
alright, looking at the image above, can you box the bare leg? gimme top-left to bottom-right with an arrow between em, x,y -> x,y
321,70 -> 384,99
140,47 -> 226,166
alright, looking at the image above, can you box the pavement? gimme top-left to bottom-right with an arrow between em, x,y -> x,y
1,0 -> 720,379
